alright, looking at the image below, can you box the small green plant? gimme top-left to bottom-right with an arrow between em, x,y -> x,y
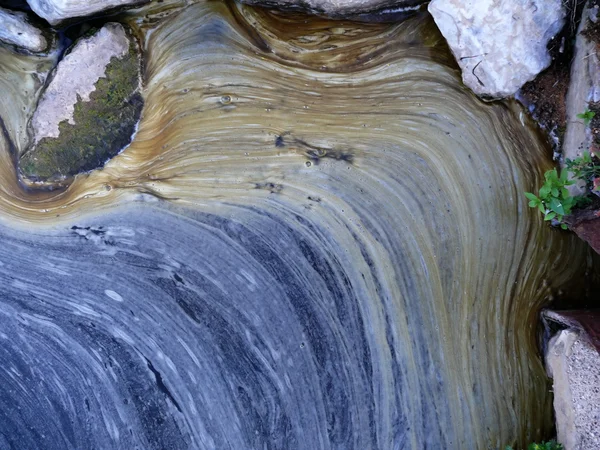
577,108 -> 596,126
505,440 -> 563,450
565,151 -> 600,190
525,168 -> 575,230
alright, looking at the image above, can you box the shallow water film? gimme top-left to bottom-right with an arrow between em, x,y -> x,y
0,1 -> 598,449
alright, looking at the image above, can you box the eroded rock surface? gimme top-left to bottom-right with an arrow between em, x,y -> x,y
0,6 -> 48,53
26,0 -> 150,25
21,22 -> 142,182
428,0 -> 566,98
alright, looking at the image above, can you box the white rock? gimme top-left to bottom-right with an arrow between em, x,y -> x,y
26,0 -> 150,25
428,0 -> 566,98
546,329 -> 600,450
239,0 -> 425,17
31,23 -> 130,143
0,7 -> 47,53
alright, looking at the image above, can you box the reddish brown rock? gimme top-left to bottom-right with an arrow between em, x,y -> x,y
569,208 -> 600,255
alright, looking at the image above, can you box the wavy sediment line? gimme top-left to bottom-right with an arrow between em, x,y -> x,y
0,2 -> 597,448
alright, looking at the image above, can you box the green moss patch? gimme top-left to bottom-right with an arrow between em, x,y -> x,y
20,32 -> 142,182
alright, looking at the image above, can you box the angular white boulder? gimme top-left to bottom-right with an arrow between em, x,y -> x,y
0,6 -> 48,53
428,0 -> 566,98
26,0 -> 150,25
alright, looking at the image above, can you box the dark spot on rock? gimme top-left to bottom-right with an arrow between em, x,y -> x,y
255,182 -> 283,194
173,273 -> 184,284
291,137 -> 354,165
305,146 -> 354,164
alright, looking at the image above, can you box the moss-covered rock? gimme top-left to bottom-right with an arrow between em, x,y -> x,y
20,22 -> 142,183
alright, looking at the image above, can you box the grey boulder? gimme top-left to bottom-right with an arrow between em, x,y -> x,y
0,6 -> 48,53
26,0 -> 150,25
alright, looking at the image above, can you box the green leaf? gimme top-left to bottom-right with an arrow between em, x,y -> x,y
524,192 -> 538,201
561,187 -> 570,198
539,184 -> 551,198
561,223 -> 568,230
551,187 -> 559,197
545,169 -> 558,183
577,110 -> 595,125
562,197 -> 574,213
549,198 -> 565,215
559,169 -> 570,183
538,203 -> 546,214
544,211 -> 557,221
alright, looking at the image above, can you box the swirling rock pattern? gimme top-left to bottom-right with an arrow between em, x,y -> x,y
0,1 -> 598,449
